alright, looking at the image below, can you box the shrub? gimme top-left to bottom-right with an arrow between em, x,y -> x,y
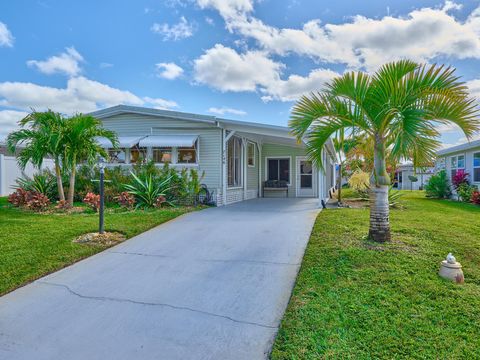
471,190 -> 480,205
123,172 -> 172,209
154,195 -> 167,208
8,188 -> 29,207
457,183 -> 477,203
452,169 -> 469,189
116,191 -> 136,209
25,192 -> 50,211
83,192 -> 100,212
15,170 -> 57,200
425,170 -> 451,199
8,189 -> 50,211
348,170 -> 370,192
75,165 -> 130,203
55,200 -> 70,210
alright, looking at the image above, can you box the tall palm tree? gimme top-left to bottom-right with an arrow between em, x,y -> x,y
6,110 -> 67,201
63,114 -> 117,206
290,60 -> 479,242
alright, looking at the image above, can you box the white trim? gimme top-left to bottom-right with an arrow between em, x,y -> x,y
264,156 -> 292,186
247,141 -> 256,168
473,151 -> 480,183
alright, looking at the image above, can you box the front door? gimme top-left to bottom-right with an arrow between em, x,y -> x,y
296,157 -> 315,197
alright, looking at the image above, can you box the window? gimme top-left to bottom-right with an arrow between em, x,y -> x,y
247,142 -> 255,167
152,147 -> 172,163
130,147 -> 147,164
474,152 -> 480,182
227,137 -> 242,187
178,146 -> 197,164
267,158 -> 290,183
107,149 -> 126,164
450,154 -> 465,179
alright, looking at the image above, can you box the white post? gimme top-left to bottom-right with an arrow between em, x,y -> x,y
243,138 -> 247,200
257,142 -> 262,198
222,129 -> 227,206
318,150 -> 324,208
0,154 -> 5,196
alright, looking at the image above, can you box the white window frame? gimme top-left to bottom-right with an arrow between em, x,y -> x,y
474,152 -> 480,183
247,141 -> 255,167
450,154 -> 465,179
227,136 -> 243,188
265,156 -> 292,186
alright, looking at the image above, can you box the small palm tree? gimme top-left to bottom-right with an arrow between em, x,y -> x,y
63,114 -> 117,206
290,60 -> 479,242
7,110 -> 67,201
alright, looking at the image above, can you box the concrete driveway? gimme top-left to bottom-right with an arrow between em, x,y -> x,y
0,198 -> 320,360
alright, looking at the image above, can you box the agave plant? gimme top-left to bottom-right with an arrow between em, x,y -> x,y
123,172 -> 173,209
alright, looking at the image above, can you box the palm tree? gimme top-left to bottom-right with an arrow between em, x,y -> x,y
63,114 -> 117,206
6,110 -> 67,201
290,60 -> 479,242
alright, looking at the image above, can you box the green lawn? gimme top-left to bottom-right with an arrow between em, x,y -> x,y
272,192 -> 480,359
0,197 -> 193,296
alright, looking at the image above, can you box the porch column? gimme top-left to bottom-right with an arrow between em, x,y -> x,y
222,129 -> 227,206
243,138 -> 247,200
257,142 -> 262,197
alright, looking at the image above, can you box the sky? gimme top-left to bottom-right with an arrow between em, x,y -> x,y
1,0 -> 480,148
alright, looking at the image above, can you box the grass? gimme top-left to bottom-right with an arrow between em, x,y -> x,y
271,192 -> 480,359
0,197 -> 193,296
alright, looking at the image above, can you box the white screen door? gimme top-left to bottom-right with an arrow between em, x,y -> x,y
296,157 -> 315,197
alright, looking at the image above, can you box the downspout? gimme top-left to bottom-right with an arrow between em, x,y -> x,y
257,141 -> 262,198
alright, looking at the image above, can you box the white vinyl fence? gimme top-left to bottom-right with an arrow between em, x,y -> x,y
0,155 -> 55,196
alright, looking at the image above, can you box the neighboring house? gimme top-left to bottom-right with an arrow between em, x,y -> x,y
91,105 -> 337,206
437,139 -> 480,187
394,163 -> 434,190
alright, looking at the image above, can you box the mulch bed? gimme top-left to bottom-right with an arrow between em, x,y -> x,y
73,232 -> 126,246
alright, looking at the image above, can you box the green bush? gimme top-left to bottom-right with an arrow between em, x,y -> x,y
123,172 -> 172,209
457,183 -> 478,202
15,170 -> 57,201
425,170 -> 451,199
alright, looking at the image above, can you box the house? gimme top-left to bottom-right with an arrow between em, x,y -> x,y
394,163 -> 434,190
436,139 -> 480,187
90,105 -> 337,206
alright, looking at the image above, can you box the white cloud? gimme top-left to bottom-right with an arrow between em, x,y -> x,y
155,62 -> 184,79
0,77 -> 177,114
0,22 -> 14,47
466,78 -> 480,99
193,44 -> 283,92
197,0 -> 254,19
199,0 -> 480,70
27,47 -> 84,76
193,44 -> 338,101
151,16 -> 195,41
205,17 -> 215,26
0,110 -> 28,140
143,97 -> 178,110
208,107 -> 246,116
261,68 -> 339,102
100,62 -> 113,69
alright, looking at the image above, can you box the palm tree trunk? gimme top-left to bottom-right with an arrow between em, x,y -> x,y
337,162 -> 343,203
54,158 -> 65,202
368,135 -> 391,242
67,165 -> 76,207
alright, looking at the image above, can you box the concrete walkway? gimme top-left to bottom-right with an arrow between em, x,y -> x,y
0,198 -> 320,360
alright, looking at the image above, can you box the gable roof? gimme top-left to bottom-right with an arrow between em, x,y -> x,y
437,139 -> 480,156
